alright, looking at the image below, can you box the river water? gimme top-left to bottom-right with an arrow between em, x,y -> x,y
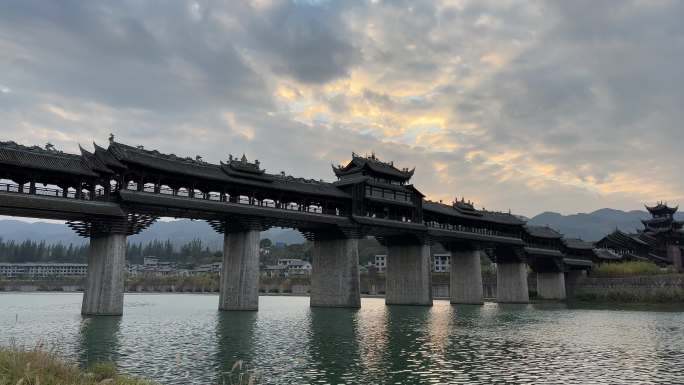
1,293 -> 683,384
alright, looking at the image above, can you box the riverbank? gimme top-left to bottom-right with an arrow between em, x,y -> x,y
0,346 -> 156,385
0,346 -> 260,385
3,272 -> 684,303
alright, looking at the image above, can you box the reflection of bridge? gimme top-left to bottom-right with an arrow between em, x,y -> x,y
0,137 -> 593,315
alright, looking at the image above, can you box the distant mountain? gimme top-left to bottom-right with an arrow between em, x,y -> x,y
0,219 -> 304,249
528,209 -> 684,241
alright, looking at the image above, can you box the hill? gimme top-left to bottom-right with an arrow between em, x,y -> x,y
528,209 -> 684,241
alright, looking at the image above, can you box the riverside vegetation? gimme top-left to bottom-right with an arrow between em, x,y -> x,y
0,347 -> 257,385
573,261 -> 684,303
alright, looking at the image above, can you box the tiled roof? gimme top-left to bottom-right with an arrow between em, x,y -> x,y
423,201 -> 525,225
109,142 -> 234,182
333,153 -> 414,180
108,141 -> 350,198
562,238 -> 595,250
594,248 -> 622,260
0,141 -> 99,178
524,225 -> 563,239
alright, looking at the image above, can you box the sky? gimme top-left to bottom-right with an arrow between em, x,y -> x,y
1,0 -> 683,218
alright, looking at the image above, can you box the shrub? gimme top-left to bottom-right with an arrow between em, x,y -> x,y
590,261 -> 672,278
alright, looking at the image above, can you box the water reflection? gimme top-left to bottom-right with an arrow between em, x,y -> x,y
78,315 -> 121,367
2,295 -> 684,385
307,307 -> 361,384
215,311 -> 257,382
384,305 -> 432,384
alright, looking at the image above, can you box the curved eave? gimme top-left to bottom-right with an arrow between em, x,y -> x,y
524,247 -> 564,258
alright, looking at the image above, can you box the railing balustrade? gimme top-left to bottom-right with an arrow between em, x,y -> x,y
0,182 -> 107,201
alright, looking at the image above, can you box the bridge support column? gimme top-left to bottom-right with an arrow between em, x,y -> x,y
668,244 -> 682,273
82,233 -> 126,316
496,262 -> 529,303
564,270 -> 584,298
386,241 -> 432,306
536,272 -> 566,300
450,249 -> 484,305
310,237 -> 360,308
219,230 -> 260,311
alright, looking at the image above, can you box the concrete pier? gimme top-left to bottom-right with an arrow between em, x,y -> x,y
386,243 -> 432,306
219,230 -> 260,311
564,270 -> 584,298
82,234 -> 127,316
310,237 -> 360,308
536,272 -> 566,300
450,249 -> 484,304
496,262 -> 529,303
668,244 -> 683,273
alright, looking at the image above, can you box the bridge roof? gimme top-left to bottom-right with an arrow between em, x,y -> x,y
423,201 -> 524,225
333,153 -> 414,181
108,141 -> 350,199
109,142 -> 232,182
0,141 -> 99,178
524,225 -> 563,239
562,238 -> 595,250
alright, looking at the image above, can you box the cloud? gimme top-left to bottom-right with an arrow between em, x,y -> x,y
0,0 -> 682,217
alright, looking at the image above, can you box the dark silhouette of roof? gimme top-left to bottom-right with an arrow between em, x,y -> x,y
524,225 -> 563,239
0,141 -> 99,178
333,153 -> 414,180
645,202 -> 678,216
423,200 -> 525,225
562,238 -> 595,250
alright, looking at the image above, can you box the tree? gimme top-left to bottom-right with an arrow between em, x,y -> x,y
259,238 -> 272,249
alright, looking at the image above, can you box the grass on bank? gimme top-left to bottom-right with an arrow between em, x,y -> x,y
590,261 -> 674,278
0,347 -> 156,385
0,347 -> 259,385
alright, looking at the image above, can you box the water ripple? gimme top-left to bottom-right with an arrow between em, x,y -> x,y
1,294 -> 683,384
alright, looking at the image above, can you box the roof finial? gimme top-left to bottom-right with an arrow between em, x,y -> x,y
108,133 -> 115,144
241,153 -> 247,162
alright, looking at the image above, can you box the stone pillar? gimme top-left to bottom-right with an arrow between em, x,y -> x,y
668,244 -> 683,273
450,249 -> 484,304
536,272 -> 566,300
386,243 -> 432,306
310,237 -> 360,308
219,230 -> 260,311
564,270 -> 584,298
496,262 -> 529,303
82,234 -> 127,316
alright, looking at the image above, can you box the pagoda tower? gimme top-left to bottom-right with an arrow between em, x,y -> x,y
642,202 -> 684,272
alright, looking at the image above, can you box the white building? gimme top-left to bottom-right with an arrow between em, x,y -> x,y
264,259 -> 312,277
190,262 -> 222,275
0,262 -> 88,279
433,253 -> 451,273
374,255 -> 387,273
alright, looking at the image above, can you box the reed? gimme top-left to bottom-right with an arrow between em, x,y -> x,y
0,346 -> 156,385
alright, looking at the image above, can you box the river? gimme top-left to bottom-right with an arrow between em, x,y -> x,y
1,293 -> 683,384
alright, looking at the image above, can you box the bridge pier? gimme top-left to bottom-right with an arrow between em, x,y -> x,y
385,240 -> 432,306
310,236 -> 360,308
82,233 -> 126,316
668,244 -> 682,273
450,249 -> 484,305
219,230 -> 260,311
536,272 -> 566,300
496,261 -> 529,303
